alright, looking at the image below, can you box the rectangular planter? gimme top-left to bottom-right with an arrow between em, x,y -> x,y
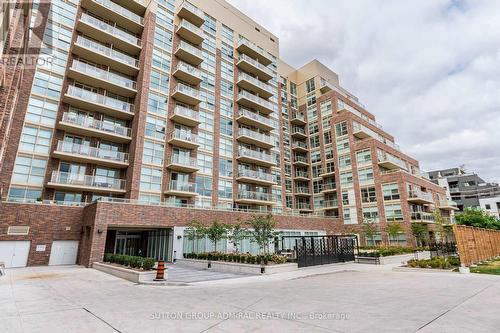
378,251 -> 430,265
93,262 -> 158,283
176,259 -> 298,275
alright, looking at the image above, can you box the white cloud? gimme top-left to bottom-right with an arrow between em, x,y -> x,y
228,0 -> 500,183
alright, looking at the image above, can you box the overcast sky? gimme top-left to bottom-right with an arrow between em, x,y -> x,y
227,0 -> 500,184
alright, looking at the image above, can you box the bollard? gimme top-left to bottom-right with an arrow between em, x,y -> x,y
154,260 -> 166,281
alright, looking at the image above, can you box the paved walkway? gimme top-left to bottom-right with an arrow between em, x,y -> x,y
167,263 -> 254,283
1,264 -> 499,332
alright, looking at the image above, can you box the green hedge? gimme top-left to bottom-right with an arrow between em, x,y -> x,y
184,252 -> 288,265
359,246 -> 429,257
103,253 -> 155,271
407,256 -> 460,269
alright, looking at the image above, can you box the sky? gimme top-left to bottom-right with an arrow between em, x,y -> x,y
227,0 -> 500,184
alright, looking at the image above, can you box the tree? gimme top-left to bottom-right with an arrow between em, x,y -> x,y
385,222 -> 404,245
205,220 -> 228,251
411,223 -> 428,246
361,219 -> 379,245
246,214 -> 281,254
456,208 -> 500,230
185,220 -> 208,253
227,221 -> 248,253
433,210 -> 453,242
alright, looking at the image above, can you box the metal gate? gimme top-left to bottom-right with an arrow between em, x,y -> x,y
292,235 -> 357,268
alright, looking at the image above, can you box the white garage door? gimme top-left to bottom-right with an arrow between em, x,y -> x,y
0,241 -> 31,268
49,241 -> 79,266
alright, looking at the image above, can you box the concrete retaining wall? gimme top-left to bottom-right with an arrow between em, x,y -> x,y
177,259 -> 298,275
92,262 -> 158,283
379,251 -> 431,265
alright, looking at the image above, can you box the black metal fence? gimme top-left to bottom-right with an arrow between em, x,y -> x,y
279,235 -> 357,268
429,242 -> 457,259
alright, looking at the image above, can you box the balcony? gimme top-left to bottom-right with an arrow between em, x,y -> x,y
323,199 -> 339,209
236,108 -> 275,131
77,13 -> 141,55
68,60 -> 136,97
236,190 -> 275,205
293,170 -> 309,181
63,85 -> 134,120
167,155 -> 198,173
237,90 -> 275,115
112,0 -> 147,15
175,40 -> 203,66
321,182 -> 337,193
237,72 -> 273,98
295,187 -> 311,196
237,128 -> 274,149
407,190 -> 434,205
320,80 -> 332,94
377,151 -> 407,171
290,112 -> 306,126
293,155 -> 309,167
53,141 -> 129,168
291,141 -> 308,153
58,112 -> 131,143
168,129 -> 199,149
438,199 -> 459,211
81,0 -> 144,33
176,19 -> 204,45
173,61 -> 202,85
236,54 -> 273,82
165,180 -> 197,197
236,39 -> 273,66
73,35 -> 139,75
47,171 -> 126,193
296,202 -> 312,211
172,83 -> 201,105
291,126 -> 307,139
177,1 -> 205,27
411,212 -> 435,224
170,105 -> 200,127
237,147 -> 275,167
236,169 -> 276,186
352,122 -> 371,139
320,166 -> 336,177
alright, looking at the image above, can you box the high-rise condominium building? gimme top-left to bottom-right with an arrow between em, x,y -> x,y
0,0 -> 451,267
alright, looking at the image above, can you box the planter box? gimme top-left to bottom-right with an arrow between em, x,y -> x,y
378,251 -> 430,265
93,262 -> 159,283
177,259 -> 298,275
392,266 -> 457,274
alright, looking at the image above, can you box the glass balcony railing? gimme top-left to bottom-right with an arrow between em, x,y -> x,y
238,54 -> 273,77
411,212 -> 435,223
175,61 -> 201,78
295,187 -> 310,194
296,202 -> 311,210
170,155 -> 197,168
237,190 -> 273,202
238,127 -> 273,145
168,180 -> 196,193
408,190 -> 434,202
237,169 -> 275,183
176,40 -> 203,58
169,129 -> 198,143
238,108 -> 275,128
178,18 -> 204,37
71,60 -> 136,90
295,170 -> 309,178
94,0 -> 143,25
324,199 -> 338,208
173,105 -> 199,121
292,126 -> 306,135
238,72 -> 273,94
61,113 -> 131,137
294,155 -> 308,164
238,90 -> 275,111
174,82 -> 200,99
322,182 -> 336,191
50,171 -> 126,190
75,35 -> 139,68
238,147 -> 274,163
56,141 -> 128,163
80,13 -> 141,46
179,1 -> 204,19
66,85 -> 134,114
237,39 -> 272,63
292,141 -> 308,150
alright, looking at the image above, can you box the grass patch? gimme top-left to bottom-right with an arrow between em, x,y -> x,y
470,258 -> 500,275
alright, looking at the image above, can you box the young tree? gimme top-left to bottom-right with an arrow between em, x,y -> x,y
361,219 -> 379,246
185,220 -> 208,253
205,220 -> 228,252
246,214 -> 281,254
385,222 -> 404,245
227,221 -> 248,253
411,223 -> 428,246
456,208 -> 500,230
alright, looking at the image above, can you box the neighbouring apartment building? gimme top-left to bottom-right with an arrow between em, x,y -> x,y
0,0 -> 451,268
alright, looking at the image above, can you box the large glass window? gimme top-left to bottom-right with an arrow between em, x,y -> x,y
19,125 -> 52,155
11,155 -> 47,185
143,140 -> 164,165
196,175 -> 212,196
382,183 -> 400,201
140,167 -> 162,192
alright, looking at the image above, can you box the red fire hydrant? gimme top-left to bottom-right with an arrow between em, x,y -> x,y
154,260 -> 166,281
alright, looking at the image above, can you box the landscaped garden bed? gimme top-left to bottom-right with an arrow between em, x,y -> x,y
470,258 -> 500,275
184,252 -> 288,265
93,254 -> 158,283
358,246 -> 429,257
406,256 -> 460,269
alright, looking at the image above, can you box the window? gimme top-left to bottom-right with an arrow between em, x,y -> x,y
220,98 -> 233,118
336,137 -> 350,154
385,204 -> 403,221
196,175 -> 213,196
220,60 -> 233,80
309,135 -> 320,148
11,155 -> 47,185
54,192 -> 82,203
145,116 -> 166,140
366,233 -> 382,246
389,233 -> 407,246
147,92 -> 167,116
219,137 -> 232,156
361,187 -> 377,203
201,71 -> 215,91
343,207 -> 351,223
218,179 -> 232,199
338,154 -> 352,169
19,125 -> 52,155
197,152 -> 213,173
220,80 -> 233,98
356,149 -> 372,164
382,183 -> 400,201
152,48 -> 171,71
203,14 -> 217,35
32,70 -> 63,100
340,171 -> 353,187
335,121 -> 348,137
26,97 -> 58,127
220,118 -> 233,136
8,187 -> 42,202
154,26 -> 173,50
219,159 -> 233,177
221,25 -> 234,43
324,132 -> 332,145
306,78 -> 315,93
198,131 -> 214,151
140,167 -> 162,192
362,207 -> 379,223
143,140 -> 164,165
199,90 -> 215,110
306,94 -> 316,107
150,70 -> 169,91
199,110 -> 214,131
485,204 -> 491,210
139,193 -> 161,204
358,167 -> 374,184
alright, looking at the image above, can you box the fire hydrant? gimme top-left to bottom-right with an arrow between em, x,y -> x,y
154,260 -> 166,281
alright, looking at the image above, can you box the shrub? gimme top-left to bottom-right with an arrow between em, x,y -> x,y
271,255 -> 287,264
104,253 -> 112,262
142,257 -> 155,270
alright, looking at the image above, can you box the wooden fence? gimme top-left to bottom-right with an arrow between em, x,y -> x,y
452,225 -> 500,266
